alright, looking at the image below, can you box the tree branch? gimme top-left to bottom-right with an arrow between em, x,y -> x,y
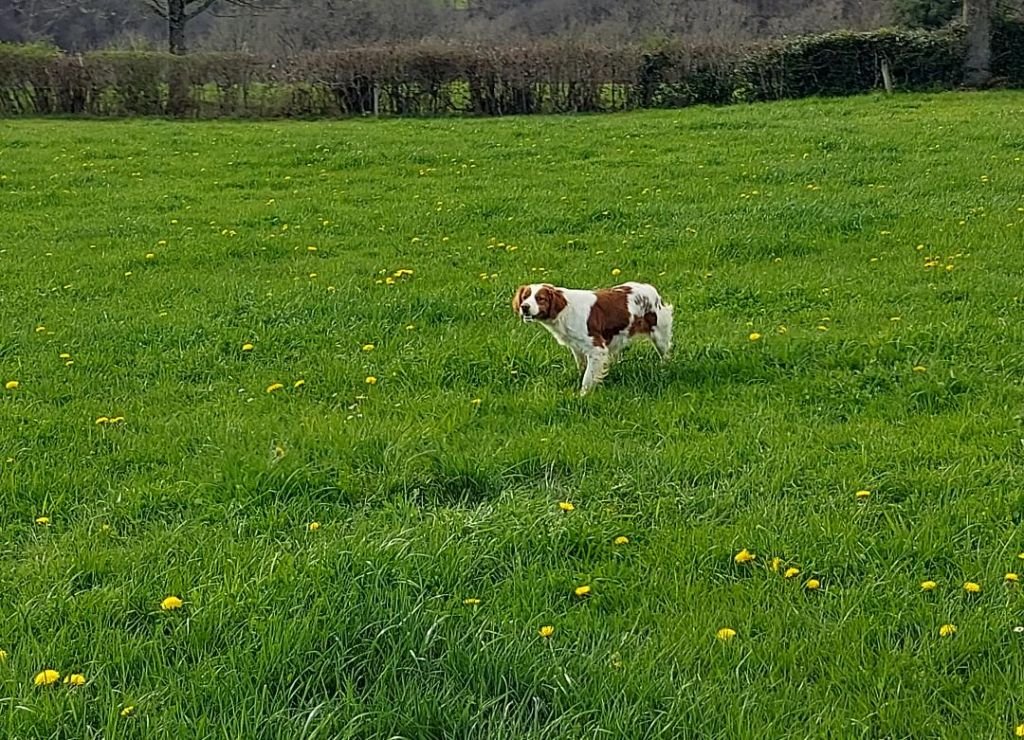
184,0 -> 277,21
143,0 -> 169,19
185,0 -> 221,21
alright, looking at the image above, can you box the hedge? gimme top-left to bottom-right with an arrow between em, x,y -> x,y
0,20 -> 1019,118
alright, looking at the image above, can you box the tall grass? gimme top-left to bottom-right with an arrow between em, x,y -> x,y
2,91 -> 1024,737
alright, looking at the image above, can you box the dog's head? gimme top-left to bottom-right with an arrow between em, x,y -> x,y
513,284 -> 566,322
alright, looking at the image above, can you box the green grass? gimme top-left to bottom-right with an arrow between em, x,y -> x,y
2,91 -> 1024,738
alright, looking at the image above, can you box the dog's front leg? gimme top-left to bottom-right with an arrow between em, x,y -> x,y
580,348 -> 609,396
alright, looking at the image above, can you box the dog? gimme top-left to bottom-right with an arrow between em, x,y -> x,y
512,282 -> 673,395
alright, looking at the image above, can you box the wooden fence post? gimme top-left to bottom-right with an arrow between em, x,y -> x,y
881,57 -> 894,94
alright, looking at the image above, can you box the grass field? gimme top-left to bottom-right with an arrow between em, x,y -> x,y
3,91 -> 1024,738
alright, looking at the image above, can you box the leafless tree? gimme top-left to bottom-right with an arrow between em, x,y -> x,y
142,0 -> 271,53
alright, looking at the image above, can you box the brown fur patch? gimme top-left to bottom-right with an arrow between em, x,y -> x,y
587,288 -> 632,347
512,285 -> 532,315
535,285 -> 566,320
629,311 -> 658,336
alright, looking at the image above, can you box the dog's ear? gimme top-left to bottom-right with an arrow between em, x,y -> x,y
512,285 -> 530,315
539,286 -> 567,320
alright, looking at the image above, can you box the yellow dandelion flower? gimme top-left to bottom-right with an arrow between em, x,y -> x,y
856,490 -> 871,499
574,585 -> 591,597
307,245 -> 317,252
559,502 -> 575,512
611,268 -> 622,276
613,536 -> 629,545
1016,723 -> 1024,738
463,598 -> 481,606
121,706 -> 135,717
34,670 -> 60,686
160,595 -> 183,611
716,627 -> 737,641
64,674 -> 86,687
748,332 -> 762,341
963,581 -> 981,594
35,516 -> 50,526
59,353 -> 71,359
539,625 -> 555,638
361,344 -> 375,352
405,324 -> 415,330
266,383 -> 285,393
145,253 -> 155,260
777,325 -> 788,334
1007,573 -> 1019,583
770,557 -> 781,572
913,365 -> 927,373
241,343 -> 254,352
95,417 -> 110,425
293,379 -> 305,389
4,380 -> 18,390
365,376 -> 377,385
35,326 -> 45,333
805,579 -> 821,590
784,567 -> 800,579
308,521 -> 320,531
470,398 -> 482,406
734,549 -> 756,564
0,649 -> 8,661
939,623 -> 957,637
109,417 -> 124,424
921,580 -> 938,591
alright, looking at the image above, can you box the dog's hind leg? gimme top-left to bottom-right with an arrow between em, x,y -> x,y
652,304 -> 673,361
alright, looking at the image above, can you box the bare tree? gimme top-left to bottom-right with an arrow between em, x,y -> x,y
143,0 -> 268,53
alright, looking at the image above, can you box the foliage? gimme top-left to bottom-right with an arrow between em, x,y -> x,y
993,11 -> 1024,79
733,25 -> 969,101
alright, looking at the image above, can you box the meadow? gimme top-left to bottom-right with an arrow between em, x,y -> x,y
2,91 -> 1024,738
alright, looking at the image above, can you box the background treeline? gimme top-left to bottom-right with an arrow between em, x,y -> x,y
1,0 -> 897,53
0,0 -> 1022,118
3,22 -> 1021,118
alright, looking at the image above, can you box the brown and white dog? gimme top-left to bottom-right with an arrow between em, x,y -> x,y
512,282 -> 673,395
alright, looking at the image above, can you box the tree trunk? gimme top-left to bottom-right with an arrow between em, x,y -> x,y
963,0 -> 994,87
167,0 -> 190,115
168,0 -> 187,55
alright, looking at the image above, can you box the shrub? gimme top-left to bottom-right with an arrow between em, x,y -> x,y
992,14 -> 1024,81
735,26 -> 968,102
